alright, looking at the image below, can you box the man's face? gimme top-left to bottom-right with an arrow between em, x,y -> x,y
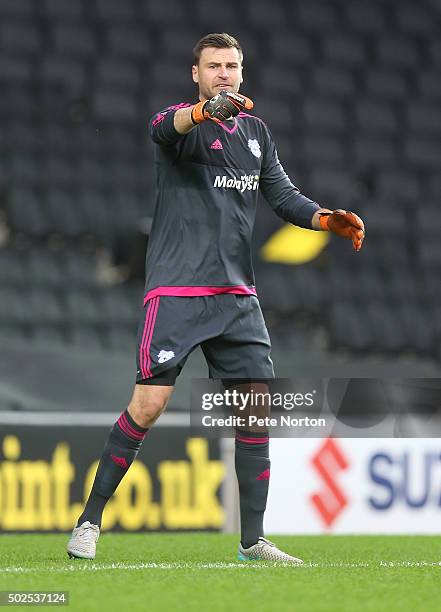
192,46 -> 243,101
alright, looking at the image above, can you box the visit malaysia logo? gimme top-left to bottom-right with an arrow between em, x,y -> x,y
213,174 -> 259,193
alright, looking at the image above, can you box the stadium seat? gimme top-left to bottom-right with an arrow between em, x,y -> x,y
255,96 -> 293,132
68,325 -> 104,349
94,89 -> 138,122
64,289 -> 101,324
192,0 -> 236,27
7,188 -> 50,237
329,301 -> 372,352
0,0 -> 34,18
303,137 -> 345,166
258,63 -> 303,96
43,156 -> 77,187
303,99 -> 346,133
0,249 -> 26,285
43,124 -> 74,155
398,301 -> 434,355
405,139 -> 441,168
376,172 -> 420,201
407,103 -> 441,135
28,288 -> 64,325
103,326 -> 137,352
0,22 -> 42,55
355,100 -> 399,135
0,325 -> 29,346
429,40 -> 441,66
395,5 -> 435,34
95,58 -> 140,92
26,249 -> 64,287
418,69 -> 441,100
41,56 -> 86,93
268,33 -> 314,66
364,69 -> 408,101
255,264 -> 301,314
52,24 -> 96,58
0,55 -> 31,82
46,189 -> 86,238
62,251 -> 98,286
345,3 -> 386,33
94,0 -> 137,22
150,61 -> 193,96
8,120 -> 40,153
362,205 -> 407,236
365,302 -> 406,353
76,158 -> 108,187
322,34 -> 367,66
43,0 -> 84,20
428,175 -> 441,200
375,38 -> 420,70
143,0 -> 186,23
31,325 -> 66,348
308,167 -> 356,205
297,2 -> 339,30
417,239 -> 441,269
312,66 -> 355,98
106,25 -> 151,59
99,288 -> 139,326
246,0 -> 288,27
0,287 -> 29,325
352,138 -> 396,169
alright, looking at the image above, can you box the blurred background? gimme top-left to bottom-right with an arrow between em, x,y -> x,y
0,0 -> 440,534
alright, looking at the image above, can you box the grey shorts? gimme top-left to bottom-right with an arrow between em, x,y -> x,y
135,294 -> 274,385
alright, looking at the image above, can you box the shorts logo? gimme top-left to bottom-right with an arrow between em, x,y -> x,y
157,350 -> 175,363
213,174 -> 259,192
248,139 -> 261,158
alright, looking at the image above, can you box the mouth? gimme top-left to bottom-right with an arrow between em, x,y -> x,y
215,84 -> 231,89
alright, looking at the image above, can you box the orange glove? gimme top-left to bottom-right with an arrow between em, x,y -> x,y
319,209 -> 365,251
191,91 -> 254,124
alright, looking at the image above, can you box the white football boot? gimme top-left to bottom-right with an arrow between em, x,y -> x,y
238,537 -> 303,564
67,521 -> 100,560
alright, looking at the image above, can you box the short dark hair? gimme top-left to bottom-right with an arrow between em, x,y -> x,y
192,32 -> 243,65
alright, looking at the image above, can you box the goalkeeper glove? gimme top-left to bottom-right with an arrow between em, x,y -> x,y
191,90 -> 254,124
319,209 -> 365,252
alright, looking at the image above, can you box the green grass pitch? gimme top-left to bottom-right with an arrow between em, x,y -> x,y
0,534 -> 439,612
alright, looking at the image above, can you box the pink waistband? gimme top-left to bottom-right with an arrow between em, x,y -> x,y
144,285 -> 257,305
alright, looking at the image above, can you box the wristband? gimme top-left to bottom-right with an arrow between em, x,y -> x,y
318,213 -> 330,231
191,101 -> 207,124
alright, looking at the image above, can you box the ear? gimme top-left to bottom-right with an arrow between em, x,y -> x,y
192,64 -> 198,84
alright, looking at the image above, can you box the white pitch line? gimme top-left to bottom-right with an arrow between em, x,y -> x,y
1,560 -> 440,574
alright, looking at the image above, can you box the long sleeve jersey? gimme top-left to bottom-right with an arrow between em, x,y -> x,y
144,101 -> 320,303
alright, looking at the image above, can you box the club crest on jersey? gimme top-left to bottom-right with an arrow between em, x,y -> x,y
213,174 -> 260,192
248,139 -> 261,158
157,350 -> 175,363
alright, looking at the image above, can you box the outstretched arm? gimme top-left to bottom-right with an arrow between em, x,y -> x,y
260,130 -> 365,250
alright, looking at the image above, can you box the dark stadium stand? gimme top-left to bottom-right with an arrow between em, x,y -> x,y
0,0 -> 440,364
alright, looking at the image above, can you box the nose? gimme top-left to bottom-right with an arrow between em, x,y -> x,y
218,65 -> 229,78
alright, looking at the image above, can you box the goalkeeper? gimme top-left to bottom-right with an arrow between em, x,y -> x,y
67,32 -> 365,563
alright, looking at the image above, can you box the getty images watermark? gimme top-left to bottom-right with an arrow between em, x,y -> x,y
191,378 -> 441,438
190,379 -> 327,437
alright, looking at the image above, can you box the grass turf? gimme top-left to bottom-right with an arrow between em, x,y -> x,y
0,534 -> 440,612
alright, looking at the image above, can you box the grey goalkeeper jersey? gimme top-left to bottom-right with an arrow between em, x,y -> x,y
144,101 -> 320,302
